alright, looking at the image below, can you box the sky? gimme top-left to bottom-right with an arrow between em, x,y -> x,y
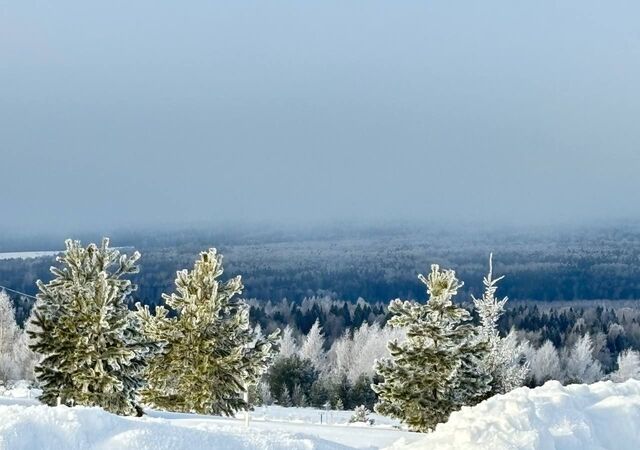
1,1 -> 640,235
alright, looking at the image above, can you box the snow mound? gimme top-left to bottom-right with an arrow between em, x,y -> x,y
389,379 -> 640,450
0,398 -> 349,450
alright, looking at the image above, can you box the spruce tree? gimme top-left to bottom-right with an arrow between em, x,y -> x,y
138,248 -> 279,415
373,264 -> 491,432
28,238 -> 156,415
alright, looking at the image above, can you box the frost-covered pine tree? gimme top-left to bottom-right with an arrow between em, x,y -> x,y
472,254 -> 528,395
373,265 -> 492,432
349,405 -> 371,424
563,333 -> 603,384
609,349 -> 640,382
28,239 -> 157,415
138,248 -> 279,415
300,319 -> 326,373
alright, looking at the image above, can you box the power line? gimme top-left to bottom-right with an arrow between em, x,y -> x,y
0,285 -> 38,300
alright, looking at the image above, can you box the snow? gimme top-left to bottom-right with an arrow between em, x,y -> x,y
0,385 -> 418,450
0,251 -> 60,261
248,405 -> 399,428
3,380 -> 640,449
390,379 -> 640,450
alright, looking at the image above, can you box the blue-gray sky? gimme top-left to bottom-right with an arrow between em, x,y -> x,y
1,1 -> 639,233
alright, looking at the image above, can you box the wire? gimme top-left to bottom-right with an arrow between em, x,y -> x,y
0,285 -> 38,300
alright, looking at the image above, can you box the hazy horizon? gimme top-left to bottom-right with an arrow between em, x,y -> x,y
2,1 -> 640,234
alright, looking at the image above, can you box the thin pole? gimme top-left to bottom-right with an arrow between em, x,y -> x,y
244,385 -> 250,427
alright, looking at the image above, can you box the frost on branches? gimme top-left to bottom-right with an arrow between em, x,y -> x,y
373,265 -> 491,432
472,254 -> 528,395
609,349 -> 640,382
563,333 -> 603,384
299,319 -> 326,373
138,248 -> 279,416
28,239 -> 157,416
0,290 -> 36,382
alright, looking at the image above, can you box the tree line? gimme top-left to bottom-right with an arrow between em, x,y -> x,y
4,225 -> 640,314
1,239 -> 640,433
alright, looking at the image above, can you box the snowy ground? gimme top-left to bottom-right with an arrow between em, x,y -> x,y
2,380 -> 640,449
0,383 -> 419,450
390,379 -> 640,450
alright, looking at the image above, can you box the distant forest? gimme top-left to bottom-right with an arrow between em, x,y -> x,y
2,223 -> 640,326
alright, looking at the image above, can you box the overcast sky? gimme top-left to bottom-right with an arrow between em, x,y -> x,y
1,1 -> 639,234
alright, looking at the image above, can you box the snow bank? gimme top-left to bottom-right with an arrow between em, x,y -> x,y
389,379 -> 640,450
10,380 -> 639,450
0,398 -> 350,450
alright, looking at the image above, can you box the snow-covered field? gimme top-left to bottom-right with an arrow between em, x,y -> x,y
0,251 -> 60,261
2,380 -> 640,449
0,383 -> 419,450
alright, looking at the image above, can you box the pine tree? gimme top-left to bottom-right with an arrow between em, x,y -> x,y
472,254 -> 528,395
373,264 -> 492,432
349,405 -> 371,423
28,239 -> 157,415
138,248 -> 279,415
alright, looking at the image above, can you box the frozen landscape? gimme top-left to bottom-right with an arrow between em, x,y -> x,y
2,380 -> 640,450
0,383 -> 418,450
3,1 -> 640,448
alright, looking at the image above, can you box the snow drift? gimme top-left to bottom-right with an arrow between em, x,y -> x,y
2,380 -> 640,449
0,397 -> 349,450
390,379 -> 640,450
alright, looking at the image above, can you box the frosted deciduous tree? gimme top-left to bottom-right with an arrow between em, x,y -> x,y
609,349 -> 640,382
13,331 -> 37,381
563,333 -> 603,384
18,306 -> 42,381
373,265 -> 492,432
138,249 -> 279,415
472,254 -> 528,395
0,290 -> 21,382
28,239 -> 157,415
331,322 -> 404,383
331,330 -> 353,379
300,320 -> 326,373
278,325 -> 298,359
530,340 -> 562,385
0,291 -> 19,349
